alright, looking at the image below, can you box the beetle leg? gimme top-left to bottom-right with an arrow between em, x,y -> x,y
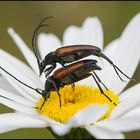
40,97 -> 46,110
44,66 -> 53,75
60,63 -> 76,92
44,64 -> 56,77
92,71 -> 108,90
90,73 -> 116,106
66,73 -> 76,91
71,82 -> 75,91
56,57 -> 77,92
99,52 -> 132,82
79,73 -> 116,106
35,89 -> 49,110
112,65 -> 127,82
39,91 -> 51,110
48,78 -> 62,108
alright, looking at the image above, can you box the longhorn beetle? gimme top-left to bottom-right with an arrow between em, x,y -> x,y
0,59 -> 116,110
32,17 -> 132,82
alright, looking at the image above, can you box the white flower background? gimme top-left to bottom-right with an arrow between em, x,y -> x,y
0,2 -> 140,139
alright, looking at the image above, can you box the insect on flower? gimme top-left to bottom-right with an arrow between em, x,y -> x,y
0,16 -> 132,110
33,17 -> 132,83
0,13 -> 139,139
0,58 -> 116,110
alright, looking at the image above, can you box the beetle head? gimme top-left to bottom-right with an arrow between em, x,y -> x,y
39,52 -> 56,76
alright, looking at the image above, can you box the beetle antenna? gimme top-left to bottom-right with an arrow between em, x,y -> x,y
32,24 -> 48,67
99,52 -> 132,82
0,66 -> 39,93
32,16 -> 55,73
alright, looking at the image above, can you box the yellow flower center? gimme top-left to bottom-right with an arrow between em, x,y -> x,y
37,85 -> 119,123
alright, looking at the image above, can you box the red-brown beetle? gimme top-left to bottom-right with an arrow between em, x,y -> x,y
32,17 -> 131,82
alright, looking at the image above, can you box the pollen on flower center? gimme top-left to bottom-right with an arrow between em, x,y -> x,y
37,85 -> 119,123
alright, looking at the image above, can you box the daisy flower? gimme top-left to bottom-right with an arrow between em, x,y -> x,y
0,13 -> 140,139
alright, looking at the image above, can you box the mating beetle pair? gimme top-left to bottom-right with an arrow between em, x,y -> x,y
0,17 -> 131,109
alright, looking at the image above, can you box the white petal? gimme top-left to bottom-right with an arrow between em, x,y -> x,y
0,49 -> 42,100
0,97 -> 37,115
38,114 -> 61,126
68,104 -> 108,126
85,125 -> 124,139
106,13 -> 140,93
0,70 -> 37,102
0,77 -> 18,93
0,126 -> 19,134
7,27 -> 39,73
63,17 -> 103,49
0,68 -> 36,102
51,124 -> 71,136
63,25 -> 82,45
38,33 -> 62,59
0,49 -> 42,89
123,106 -> 140,117
118,83 -> 140,117
110,87 -> 140,119
0,89 -> 35,107
96,116 -> 140,132
15,112 -> 66,136
0,113 -> 47,134
119,83 -> 140,100
82,17 -> 103,49
104,38 -> 120,60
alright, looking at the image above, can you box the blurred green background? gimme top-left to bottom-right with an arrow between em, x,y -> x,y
0,1 -> 140,139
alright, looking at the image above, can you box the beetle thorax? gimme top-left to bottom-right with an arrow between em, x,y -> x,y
44,79 -> 54,95
43,52 -> 56,65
